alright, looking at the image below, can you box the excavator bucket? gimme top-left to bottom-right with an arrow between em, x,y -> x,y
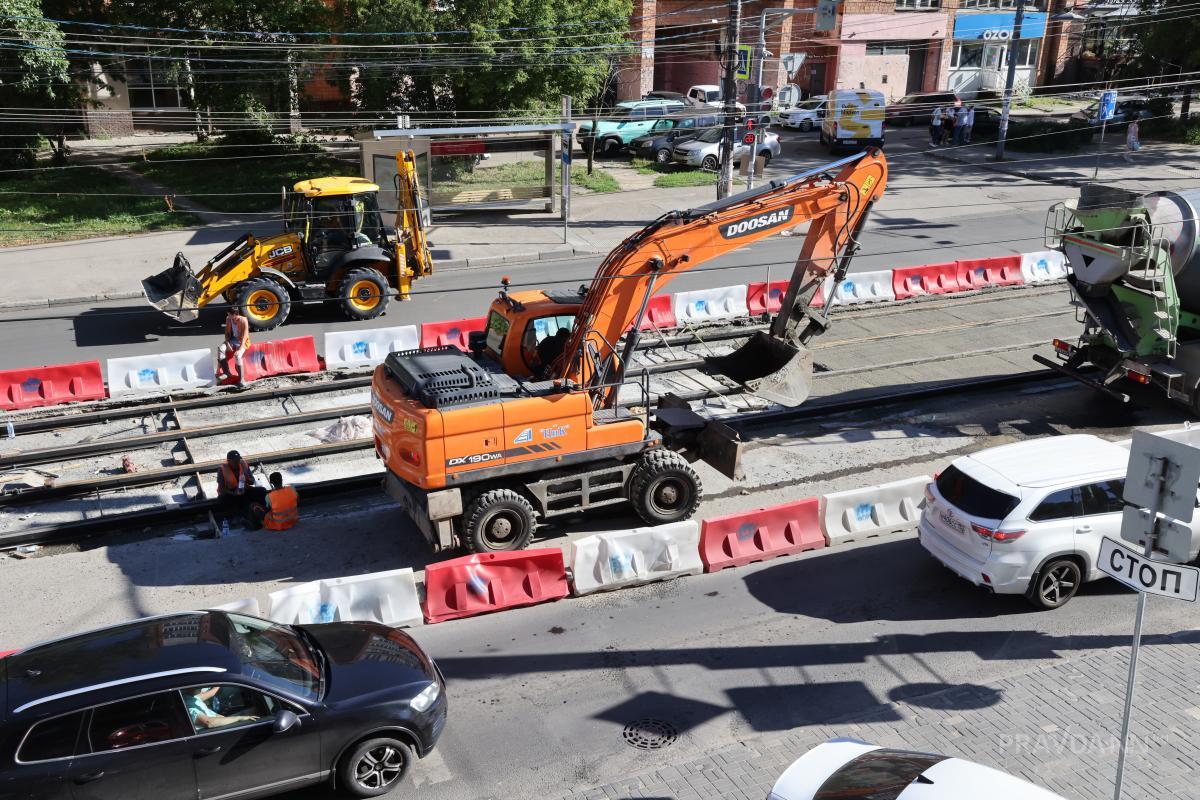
704,330 -> 814,407
142,252 -> 204,322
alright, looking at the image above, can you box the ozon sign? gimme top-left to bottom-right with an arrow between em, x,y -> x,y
982,28 -> 1012,40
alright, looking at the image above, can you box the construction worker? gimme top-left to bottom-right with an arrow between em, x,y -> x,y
216,450 -> 266,527
218,307 -> 251,386
261,472 -> 299,531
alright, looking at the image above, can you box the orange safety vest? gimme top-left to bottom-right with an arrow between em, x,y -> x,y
216,461 -> 249,496
225,314 -> 250,351
263,486 -> 299,531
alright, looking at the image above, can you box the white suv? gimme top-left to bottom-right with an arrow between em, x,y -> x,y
920,434 -> 1199,610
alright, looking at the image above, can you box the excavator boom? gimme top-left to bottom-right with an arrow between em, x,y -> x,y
555,149 -> 888,406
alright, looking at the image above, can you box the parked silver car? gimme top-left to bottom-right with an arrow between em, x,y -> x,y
670,126 -> 781,171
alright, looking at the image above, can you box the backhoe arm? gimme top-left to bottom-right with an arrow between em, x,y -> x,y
395,150 -> 432,299
556,149 -> 888,404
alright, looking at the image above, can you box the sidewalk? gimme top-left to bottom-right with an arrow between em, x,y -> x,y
559,631 -> 1200,800
925,138 -> 1200,191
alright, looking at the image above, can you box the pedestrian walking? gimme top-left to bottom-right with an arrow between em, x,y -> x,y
1124,118 -> 1140,163
218,307 -> 250,387
964,104 -> 976,144
953,104 -> 969,146
930,105 -> 943,146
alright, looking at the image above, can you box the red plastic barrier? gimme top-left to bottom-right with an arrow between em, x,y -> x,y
700,497 -> 825,572
893,262 -> 960,299
0,361 -> 105,411
637,293 -> 677,331
747,281 -> 790,316
420,316 -> 486,351
423,548 -> 570,623
955,256 -> 1024,290
219,336 -> 320,385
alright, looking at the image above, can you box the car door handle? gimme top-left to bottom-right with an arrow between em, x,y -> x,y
195,745 -> 224,757
1076,525 -> 1093,533
75,771 -> 105,784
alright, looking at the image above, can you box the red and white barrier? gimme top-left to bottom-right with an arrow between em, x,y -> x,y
423,549 -> 569,623
0,361 -> 106,411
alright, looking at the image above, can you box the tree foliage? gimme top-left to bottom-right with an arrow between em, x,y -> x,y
0,0 -> 76,166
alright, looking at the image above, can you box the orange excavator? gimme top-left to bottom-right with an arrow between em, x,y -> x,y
372,149 -> 888,553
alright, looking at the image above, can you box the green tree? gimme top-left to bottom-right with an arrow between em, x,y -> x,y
1130,0 -> 1200,117
334,0 -> 632,117
0,0 -> 77,167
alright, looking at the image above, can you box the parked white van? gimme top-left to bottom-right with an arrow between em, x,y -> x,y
819,89 -> 885,153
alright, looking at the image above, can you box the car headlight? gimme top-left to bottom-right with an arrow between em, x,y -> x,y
410,682 -> 441,713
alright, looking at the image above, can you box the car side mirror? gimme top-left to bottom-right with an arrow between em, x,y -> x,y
273,709 -> 300,733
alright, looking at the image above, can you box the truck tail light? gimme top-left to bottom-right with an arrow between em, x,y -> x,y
1052,338 -> 1073,355
400,448 -> 422,466
972,523 -> 1026,542
1126,369 -> 1150,384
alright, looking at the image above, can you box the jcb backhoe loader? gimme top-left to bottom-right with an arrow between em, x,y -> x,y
372,149 -> 887,553
142,150 -> 431,331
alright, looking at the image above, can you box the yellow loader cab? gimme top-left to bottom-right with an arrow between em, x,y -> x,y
143,152 -> 431,331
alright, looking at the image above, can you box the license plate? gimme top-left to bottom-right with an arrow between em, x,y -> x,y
939,508 -> 966,535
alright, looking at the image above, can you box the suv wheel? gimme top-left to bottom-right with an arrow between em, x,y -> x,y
338,737 -> 411,797
1028,558 -> 1082,610
800,119 -> 813,132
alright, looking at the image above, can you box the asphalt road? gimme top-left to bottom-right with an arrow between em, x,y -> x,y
0,127 -> 1066,372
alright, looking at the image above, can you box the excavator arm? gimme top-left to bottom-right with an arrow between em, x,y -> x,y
394,150 -> 433,299
555,149 -> 888,406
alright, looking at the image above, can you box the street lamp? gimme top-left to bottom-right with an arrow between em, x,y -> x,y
748,7 -> 804,190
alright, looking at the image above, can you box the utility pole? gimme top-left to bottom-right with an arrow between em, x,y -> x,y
994,0 -> 1025,161
718,0 -> 742,200
749,7 -> 803,191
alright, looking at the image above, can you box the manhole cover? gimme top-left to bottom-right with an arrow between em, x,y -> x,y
622,718 -> 679,750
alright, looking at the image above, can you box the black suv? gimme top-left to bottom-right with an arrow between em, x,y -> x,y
1,611 -> 447,800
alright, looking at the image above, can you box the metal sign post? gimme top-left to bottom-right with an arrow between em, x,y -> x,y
1094,88 -> 1117,180
1107,431 -> 1200,800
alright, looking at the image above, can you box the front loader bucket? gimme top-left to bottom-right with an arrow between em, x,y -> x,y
143,252 -> 203,322
704,330 -> 814,407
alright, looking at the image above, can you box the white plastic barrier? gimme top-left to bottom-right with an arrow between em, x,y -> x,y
821,270 -> 896,307
1021,250 -> 1069,284
212,597 -> 262,616
672,285 -> 750,325
567,521 -> 702,596
107,348 -> 215,397
324,325 -> 419,369
267,567 -> 423,628
820,474 -> 931,546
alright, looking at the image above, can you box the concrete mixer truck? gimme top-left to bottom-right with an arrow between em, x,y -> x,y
1038,184 -> 1200,410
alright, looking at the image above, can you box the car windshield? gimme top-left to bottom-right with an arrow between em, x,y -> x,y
223,613 -> 322,702
705,90 -> 721,101
814,749 -> 947,799
936,464 -> 1020,520
799,100 -> 823,110
697,127 -> 723,143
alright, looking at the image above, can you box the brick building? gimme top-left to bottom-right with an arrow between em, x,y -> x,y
616,0 -> 1092,104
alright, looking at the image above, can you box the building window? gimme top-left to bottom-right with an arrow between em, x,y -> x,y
1016,39 -> 1040,67
959,0 -> 1043,9
951,40 -> 1040,69
125,55 -> 187,110
894,0 -> 940,10
865,42 -> 910,55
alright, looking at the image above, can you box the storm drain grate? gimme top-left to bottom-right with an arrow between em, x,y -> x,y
622,718 -> 678,750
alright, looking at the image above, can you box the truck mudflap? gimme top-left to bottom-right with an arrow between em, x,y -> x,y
1031,353 -> 1131,402
142,252 -> 204,322
703,331 -> 814,408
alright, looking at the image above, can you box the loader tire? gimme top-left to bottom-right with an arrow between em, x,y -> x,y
628,449 -> 702,526
237,278 -> 291,330
463,489 -> 536,553
339,267 -> 390,321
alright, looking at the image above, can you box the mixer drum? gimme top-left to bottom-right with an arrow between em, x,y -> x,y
1145,189 -> 1200,308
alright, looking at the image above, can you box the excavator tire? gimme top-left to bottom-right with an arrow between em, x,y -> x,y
463,489 -> 536,553
237,278 -> 291,331
339,267 -> 390,321
628,449 -> 702,526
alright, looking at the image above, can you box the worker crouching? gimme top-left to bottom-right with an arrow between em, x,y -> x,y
216,450 -> 268,529
261,472 -> 299,531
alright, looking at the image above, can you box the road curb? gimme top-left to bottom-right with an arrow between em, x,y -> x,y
0,247 -> 604,312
